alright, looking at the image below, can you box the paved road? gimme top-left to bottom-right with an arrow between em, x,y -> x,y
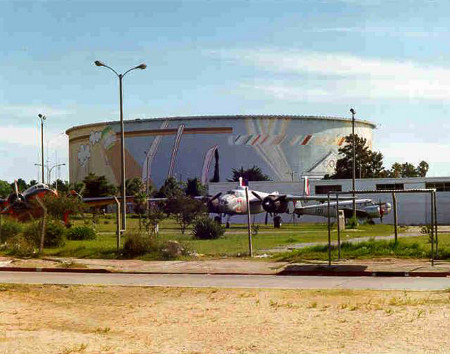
0,271 -> 449,290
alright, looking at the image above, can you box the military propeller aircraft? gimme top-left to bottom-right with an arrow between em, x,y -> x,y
0,181 -> 135,224
205,178 -> 392,227
0,182 -> 58,221
293,198 -> 392,223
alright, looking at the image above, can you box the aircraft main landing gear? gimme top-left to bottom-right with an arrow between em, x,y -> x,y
273,215 -> 282,228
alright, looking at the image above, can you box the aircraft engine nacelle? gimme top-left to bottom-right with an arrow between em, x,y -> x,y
364,205 -> 380,218
7,192 -> 25,205
262,196 -> 289,214
207,198 -> 221,214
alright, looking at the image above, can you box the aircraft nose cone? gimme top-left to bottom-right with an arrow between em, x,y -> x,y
385,202 -> 392,214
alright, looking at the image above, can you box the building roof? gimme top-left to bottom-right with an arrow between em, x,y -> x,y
65,114 -> 376,135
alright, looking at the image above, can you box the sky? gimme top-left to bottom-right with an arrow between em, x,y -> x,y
1,0 -> 450,183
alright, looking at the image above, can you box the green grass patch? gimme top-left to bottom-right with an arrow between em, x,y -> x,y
42,217 -> 395,258
0,214 -> 410,259
275,234 -> 450,262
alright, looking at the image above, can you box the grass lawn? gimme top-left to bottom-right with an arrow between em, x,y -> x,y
274,234 -> 450,262
43,216 -> 396,258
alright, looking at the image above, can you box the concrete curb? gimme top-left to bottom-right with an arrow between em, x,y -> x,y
278,269 -> 450,277
0,266 -> 449,277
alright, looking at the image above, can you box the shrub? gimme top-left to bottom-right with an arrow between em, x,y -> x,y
123,231 -> 160,257
23,220 -> 66,248
0,219 -> 23,243
6,234 -> 36,257
67,226 -> 97,241
192,216 -> 225,240
346,216 -> 359,229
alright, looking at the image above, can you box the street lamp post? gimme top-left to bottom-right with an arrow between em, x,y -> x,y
47,163 -> 66,188
350,108 -> 356,220
38,114 -> 46,184
94,60 -> 147,232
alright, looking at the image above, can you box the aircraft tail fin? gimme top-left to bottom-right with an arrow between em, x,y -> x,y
303,176 -> 310,196
238,177 -> 248,187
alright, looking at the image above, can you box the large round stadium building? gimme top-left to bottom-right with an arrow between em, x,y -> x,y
66,115 -> 376,187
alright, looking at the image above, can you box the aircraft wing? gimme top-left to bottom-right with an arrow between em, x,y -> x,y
82,196 -> 135,207
284,194 -> 355,202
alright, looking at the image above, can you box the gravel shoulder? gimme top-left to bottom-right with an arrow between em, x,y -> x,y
0,284 -> 449,353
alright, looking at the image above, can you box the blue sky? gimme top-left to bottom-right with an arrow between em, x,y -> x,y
1,0 -> 450,182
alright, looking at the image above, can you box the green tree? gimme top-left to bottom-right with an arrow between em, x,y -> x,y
416,161 -> 429,177
228,166 -> 271,182
82,173 -> 117,197
51,179 -> 70,193
387,161 -> 429,178
126,177 -> 145,196
185,178 -> 207,197
11,178 -> 28,192
69,181 -> 85,194
390,162 -> 403,178
40,194 -> 85,220
164,195 -> 206,234
0,180 -> 12,198
155,177 -> 184,198
328,134 -> 386,179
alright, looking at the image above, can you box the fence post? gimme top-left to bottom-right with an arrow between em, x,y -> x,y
114,197 -> 121,253
430,191 -> 434,266
336,194 -> 340,260
327,192 -> 331,267
433,191 -> 438,258
392,192 -> 398,243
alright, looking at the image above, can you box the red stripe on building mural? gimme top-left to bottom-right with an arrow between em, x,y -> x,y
251,135 -> 261,145
301,135 -> 313,145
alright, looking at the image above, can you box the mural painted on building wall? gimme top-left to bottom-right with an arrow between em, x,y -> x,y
67,116 -> 375,187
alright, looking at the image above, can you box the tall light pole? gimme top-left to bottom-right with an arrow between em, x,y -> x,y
47,163 -> 66,187
350,108 -> 356,220
94,60 -> 147,232
38,114 -> 46,184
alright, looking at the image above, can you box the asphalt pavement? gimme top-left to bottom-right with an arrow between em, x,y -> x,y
1,271 -> 449,290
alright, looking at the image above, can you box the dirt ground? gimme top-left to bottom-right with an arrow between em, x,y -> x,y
0,285 -> 449,354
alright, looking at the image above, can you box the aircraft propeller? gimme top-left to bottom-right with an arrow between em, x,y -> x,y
14,180 -> 19,198
210,192 -> 222,201
251,191 -> 263,201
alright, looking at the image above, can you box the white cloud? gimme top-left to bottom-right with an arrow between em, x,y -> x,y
213,49 -> 450,101
0,126 -> 67,148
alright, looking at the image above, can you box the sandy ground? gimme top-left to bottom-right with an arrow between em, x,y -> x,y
0,285 -> 449,353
